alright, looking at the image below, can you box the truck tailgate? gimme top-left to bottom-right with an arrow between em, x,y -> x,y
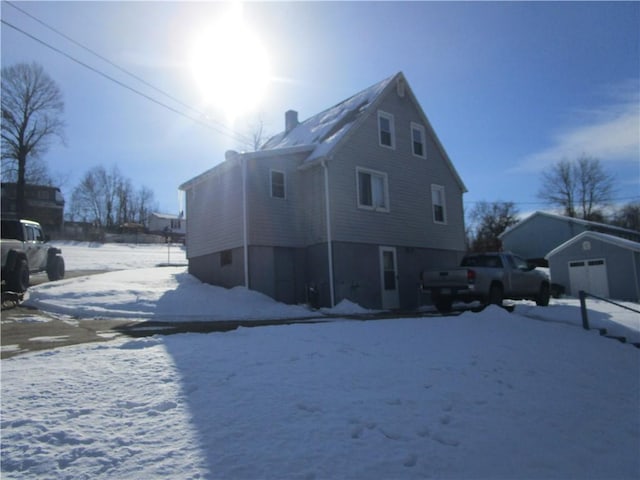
421,268 -> 469,288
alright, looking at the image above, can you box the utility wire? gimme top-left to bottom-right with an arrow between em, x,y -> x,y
1,17 -> 250,145
5,0 -> 244,142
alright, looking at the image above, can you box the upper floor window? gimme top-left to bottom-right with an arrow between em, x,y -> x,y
431,184 -> 447,224
377,111 -> 395,149
357,167 -> 389,212
411,123 -> 426,158
270,170 -> 286,199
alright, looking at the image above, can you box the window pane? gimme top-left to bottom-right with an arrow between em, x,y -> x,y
359,172 -> 372,206
379,115 -> 392,146
434,205 -> 444,223
271,171 -> 285,198
412,127 -> 424,156
372,175 -> 386,208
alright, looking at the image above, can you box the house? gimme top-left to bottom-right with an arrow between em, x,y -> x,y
499,211 -> 640,265
148,212 -> 186,242
180,72 -> 467,309
545,231 -> 640,301
1,182 -> 65,234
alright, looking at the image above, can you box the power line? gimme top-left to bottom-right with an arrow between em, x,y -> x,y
1,17 -> 250,145
5,0 -> 245,143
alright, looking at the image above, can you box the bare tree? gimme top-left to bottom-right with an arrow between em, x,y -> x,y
467,201 -> 520,252
1,62 -> 65,217
612,202 -> 640,231
69,165 -> 156,229
538,155 -> 615,220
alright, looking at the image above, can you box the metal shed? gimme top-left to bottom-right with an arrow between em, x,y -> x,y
545,231 -> 640,301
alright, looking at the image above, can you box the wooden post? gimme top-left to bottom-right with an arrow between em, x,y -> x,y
579,290 -> 589,330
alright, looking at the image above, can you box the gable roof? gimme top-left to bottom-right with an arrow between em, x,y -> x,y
499,211 -> 640,240
261,73 -> 395,161
181,72 -> 467,193
261,72 -> 467,192
545,230 -> 640,259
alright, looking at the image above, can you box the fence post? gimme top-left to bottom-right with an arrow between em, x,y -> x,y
579,290 -> 589,330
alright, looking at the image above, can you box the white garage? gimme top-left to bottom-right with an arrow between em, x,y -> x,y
546,231 -> 640,302
568,259 -> 609,298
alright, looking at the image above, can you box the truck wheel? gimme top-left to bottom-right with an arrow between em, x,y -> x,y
536,283 -> 550,306
8,259 -> 29,293
47,256 -> 65,281
488,283 -> 503,306
434,295 -> 453,314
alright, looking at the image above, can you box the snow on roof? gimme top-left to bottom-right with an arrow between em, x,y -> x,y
260,73 -> 398,162
545,230 -> 640,259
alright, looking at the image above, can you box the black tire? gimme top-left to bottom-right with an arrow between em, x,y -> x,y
434,295 -> 453,314
7,259 -> 29,293
487,283 -> 503,306
47,255 -> 65,281
536,282 -> 550,306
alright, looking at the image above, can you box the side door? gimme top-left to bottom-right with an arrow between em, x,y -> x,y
24,224 -> 48,271
379,246 -> 399,309
506,254 -> 534,296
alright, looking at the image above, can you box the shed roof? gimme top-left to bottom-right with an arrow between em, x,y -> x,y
500,211 -> 640,240
545,230 -> 640,259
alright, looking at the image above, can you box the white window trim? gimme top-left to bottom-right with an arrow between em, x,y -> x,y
356,166 -> 390,213
431,184 -> 447,224
377,110 -> 395,149
270,169 -> 286,199
411,122 -> 427,159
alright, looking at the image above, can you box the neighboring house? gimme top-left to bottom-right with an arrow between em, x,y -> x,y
148,212 -> 186,242
545,231 -> 640,301
180,72 -> 467,309
1,182 -> 65,234
499,211 -> 640,265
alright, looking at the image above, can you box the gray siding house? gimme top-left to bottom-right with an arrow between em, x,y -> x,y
545,231 -> 640,301
180,72 -> 467,309
499,211 -> 640,265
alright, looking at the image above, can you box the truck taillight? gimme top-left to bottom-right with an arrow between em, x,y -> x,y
467,269 -> 476,284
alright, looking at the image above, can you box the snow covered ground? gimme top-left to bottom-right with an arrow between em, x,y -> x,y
2,242 -> 639,479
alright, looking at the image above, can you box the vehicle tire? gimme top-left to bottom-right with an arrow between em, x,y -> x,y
47,255 -> 65,281
7,259 -> 29,292
536,282 -> 550,307
434,295 -> 453,314
487,283 -> 503,306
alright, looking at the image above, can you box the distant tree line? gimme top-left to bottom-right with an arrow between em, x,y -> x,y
67,165 -> 157,229
467,156 -> 639,252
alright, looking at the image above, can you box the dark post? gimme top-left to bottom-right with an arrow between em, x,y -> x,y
579,290 -> 589,330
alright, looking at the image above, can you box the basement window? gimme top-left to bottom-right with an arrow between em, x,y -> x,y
220,249 -> 232,267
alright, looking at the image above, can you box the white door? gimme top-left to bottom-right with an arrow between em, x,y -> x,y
379,247 -> 399,309
568,258 -> 609,298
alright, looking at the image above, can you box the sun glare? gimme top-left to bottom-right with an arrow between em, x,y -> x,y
189,6 -> 271,121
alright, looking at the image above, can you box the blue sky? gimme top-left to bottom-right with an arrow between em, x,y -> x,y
2,1 -> 638,218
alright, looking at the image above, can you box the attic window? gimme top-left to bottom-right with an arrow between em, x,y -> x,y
378,111 -> 395,149
411,123 -> 426,158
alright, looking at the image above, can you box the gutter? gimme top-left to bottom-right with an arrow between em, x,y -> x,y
321,159 -> 335,307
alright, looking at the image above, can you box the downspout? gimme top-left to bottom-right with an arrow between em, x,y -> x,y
242,155 -> 249,288
321,159 -> 335,307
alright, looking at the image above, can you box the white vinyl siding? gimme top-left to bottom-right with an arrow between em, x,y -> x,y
431,184 -> 447,224
377,111 -> 395,149
356,167 -> 389,212
411,122 -> 426,158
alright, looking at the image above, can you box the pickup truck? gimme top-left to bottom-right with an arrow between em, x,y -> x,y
1,219 -> 65,293
421,252 -> 550,313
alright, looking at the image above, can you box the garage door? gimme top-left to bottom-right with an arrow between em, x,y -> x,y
568,259 -> 609,298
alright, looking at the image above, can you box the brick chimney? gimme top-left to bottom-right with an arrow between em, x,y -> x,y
285,110 -> 299,133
